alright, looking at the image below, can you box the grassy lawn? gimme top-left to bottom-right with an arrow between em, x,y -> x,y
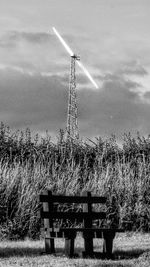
0,233 -> 150,267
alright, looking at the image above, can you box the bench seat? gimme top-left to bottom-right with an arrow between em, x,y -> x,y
44,227 -> 124,238
40,190 -> 124,258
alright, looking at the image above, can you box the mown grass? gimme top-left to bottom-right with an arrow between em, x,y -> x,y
0,233 -> 150,267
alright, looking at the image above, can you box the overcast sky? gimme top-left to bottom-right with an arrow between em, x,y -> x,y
0,0 -> 150,141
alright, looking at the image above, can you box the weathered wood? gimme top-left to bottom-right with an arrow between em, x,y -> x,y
41,211 -> 106,220
40,190 -> 123,258
64,233 -> 76,257
40,194 -> 106,204
43,227 -> 120,238
83,191 -> 93,256
42,191 -> 55,253
103,231 -> 116,259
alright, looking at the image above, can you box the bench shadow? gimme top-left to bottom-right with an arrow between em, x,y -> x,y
0,245 -> 149,261
52,247 -> 150,261
81,248 -> 150,260
113,248 -> 150,260
92,262 -> 133,267
0,246 -> 43,258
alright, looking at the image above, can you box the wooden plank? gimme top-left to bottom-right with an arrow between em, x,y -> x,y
48,190 -> 55,253
45,238 -> 53,254
65,238 -> 75,257
42,191 -> 55,253
41,211 -> 106,220
59,228 -> 118,233
83,191 -> 93,256
40,194 -> 106,204
39,190 -> 124,258
42,227 -> 124,241
45,231 -> 64,238
103,231 -> 116,259
43,228 -> 122,238
64,232 -> 76,257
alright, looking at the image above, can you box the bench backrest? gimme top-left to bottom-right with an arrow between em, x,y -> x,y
40,190 -> 107,230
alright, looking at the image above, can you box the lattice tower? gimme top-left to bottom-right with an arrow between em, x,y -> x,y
66,55 -> 80,140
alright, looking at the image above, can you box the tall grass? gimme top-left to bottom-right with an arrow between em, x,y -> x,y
0,123 -> 150,239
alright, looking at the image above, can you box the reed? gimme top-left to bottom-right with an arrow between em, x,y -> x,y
0,123 -> 150,239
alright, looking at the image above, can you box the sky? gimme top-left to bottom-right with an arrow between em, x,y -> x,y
0,0 -> 150,142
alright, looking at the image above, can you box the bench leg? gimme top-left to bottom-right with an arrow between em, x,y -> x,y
45,238 -> 55,254
83,233 -> 93,257
103,232 -> 115,259
65,237 -> 75,257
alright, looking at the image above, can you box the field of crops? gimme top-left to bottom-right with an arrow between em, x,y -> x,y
0,122 -> 150,239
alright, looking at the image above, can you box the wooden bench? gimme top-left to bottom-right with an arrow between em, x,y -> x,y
40,190 -> 123,258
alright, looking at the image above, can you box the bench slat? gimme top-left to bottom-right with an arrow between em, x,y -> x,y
41,211 -> 106,220
43,228 -> 124,238
40,194 -> 106,204
44,227 -> 124,233
40,190 -> 123,258
59,228 -> 124,232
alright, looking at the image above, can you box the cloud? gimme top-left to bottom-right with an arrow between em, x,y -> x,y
119,60 -> 148,76
0,43 -> 150,141
144,91 -> 150,99
0,63 -> 35,76
0,30 -> 101,90
0,64 -> 150,141
119,62 -> 150,99
0,30 -> 72,79
78,71 -> 150,139
0,68 -> 68,135
0,31 -> 52,48
95,61 -> 150,102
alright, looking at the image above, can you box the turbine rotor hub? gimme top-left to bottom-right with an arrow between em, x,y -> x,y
71,54 -> 80,60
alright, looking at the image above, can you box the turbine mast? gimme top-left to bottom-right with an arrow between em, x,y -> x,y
52,27 -> 98,141
66,54 -> 80,140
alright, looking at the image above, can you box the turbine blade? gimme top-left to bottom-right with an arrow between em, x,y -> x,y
52,27 -> 98,89
77,61 -> 98,89
52,27 -> 73,56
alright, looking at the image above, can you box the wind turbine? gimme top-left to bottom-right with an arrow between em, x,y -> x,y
52,27 -> 98,140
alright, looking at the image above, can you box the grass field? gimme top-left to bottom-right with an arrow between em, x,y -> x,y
0,125 -> 150,266
0,233 -> 150,267
0,125 -> 150,238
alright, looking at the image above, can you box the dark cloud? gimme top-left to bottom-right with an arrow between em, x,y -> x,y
143,91 -> 150,99
97,72 -> 140,93
78,74 -> 150,139
95,61 -> 148,83
0,69 -> 68,133
0,66 -> 150,141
